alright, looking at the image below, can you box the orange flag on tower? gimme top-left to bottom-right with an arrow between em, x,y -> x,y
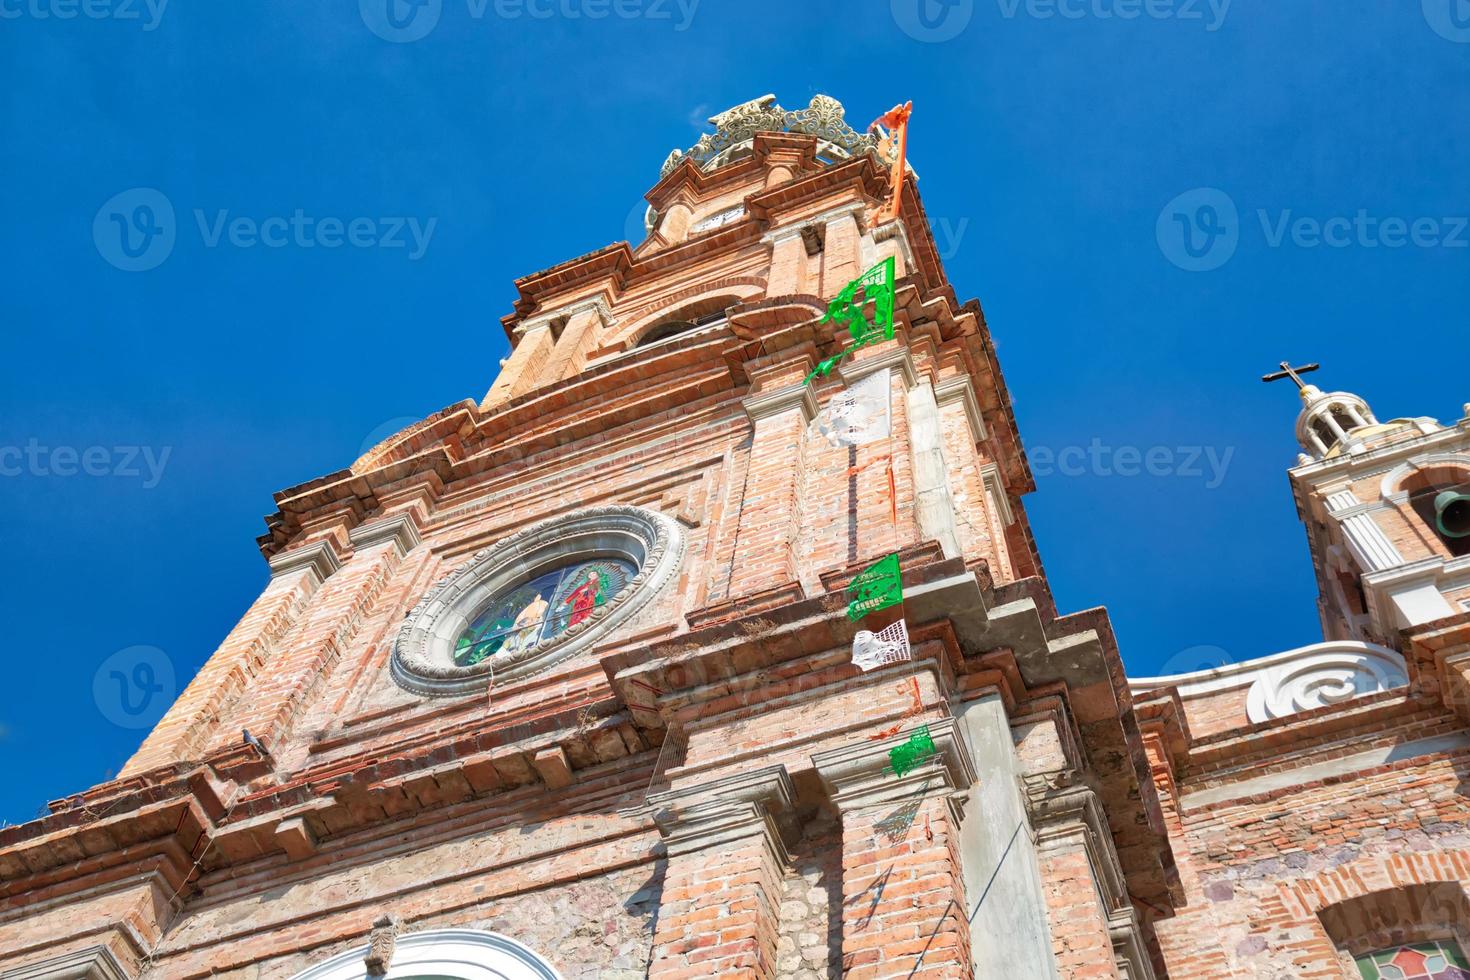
869,101 -> 913,224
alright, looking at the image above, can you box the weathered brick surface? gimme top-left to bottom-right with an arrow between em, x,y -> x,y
1039,846 -> 1121,979
837,794 -> 971,979
647,832 -> 784,979
14,100 -> 1468,980
1145,678 -> 1470,978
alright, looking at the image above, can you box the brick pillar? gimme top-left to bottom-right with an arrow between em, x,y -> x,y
719,379 -> 816,600
819,204 -> 866,298
120,539 -> 337,777
1436,643 -> 1470,722
1026,785 -> 1129,980
813,719 -> 977,979
762,226 -> 810,296
907,377 -> 963,561
540,298 -> 615,383
871,219 -> 914,278
483,317 -> 557,408
646,767 -> 796,979
656,202 -> 694,243
933,375 -> 1001,569
212,512 -> 420,756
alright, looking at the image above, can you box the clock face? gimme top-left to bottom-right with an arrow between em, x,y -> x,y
451,558 -> 638,668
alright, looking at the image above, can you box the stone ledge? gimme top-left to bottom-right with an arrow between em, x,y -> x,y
742,381 -> 818,424
811,716 -> 975,810
934,374 -> 989,442
0,943 -> 132,980
266,538 -> 343,583
643,765 -> 797,857
347,512 -> 423,558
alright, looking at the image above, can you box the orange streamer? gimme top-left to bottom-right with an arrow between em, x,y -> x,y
869,101 -> 913,224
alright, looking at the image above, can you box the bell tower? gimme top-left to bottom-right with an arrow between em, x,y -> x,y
1267,362 -> 1470,645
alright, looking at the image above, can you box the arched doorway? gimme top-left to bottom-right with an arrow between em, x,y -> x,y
286,928 -> 565,980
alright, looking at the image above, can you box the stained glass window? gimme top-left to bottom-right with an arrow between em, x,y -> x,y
453,558 -> 638,668
1355,940 -> 1470,980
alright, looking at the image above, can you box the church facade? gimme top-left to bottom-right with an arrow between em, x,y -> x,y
3,94 -> 1470,980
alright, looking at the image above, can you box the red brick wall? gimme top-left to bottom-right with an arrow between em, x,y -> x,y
1154,727 -> 1470,977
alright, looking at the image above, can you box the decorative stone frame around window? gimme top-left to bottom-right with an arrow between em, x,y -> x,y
1318,882 -> 1470,979
391,506 -> 684,697
284,928 -> 565,980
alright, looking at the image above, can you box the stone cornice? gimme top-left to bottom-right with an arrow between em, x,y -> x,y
978,463 -> 1015,526
0,786 -> 209,894
1289,418 -> 1470,490
758,200 -> 866,249
742,381 -> 818,424
871,217 -> 917,275
648,131 -> 822,215
836,344 -> 918,390
1023,781 -> 1129,911
266,539 -> 343,582
513,295 -> 617,341
347,512 -> 422,558
643,765 -> 797,858
0,944 -> 132,980
501,242 -> 634,334
933,374 -> 989,441
811,717 -> 975,811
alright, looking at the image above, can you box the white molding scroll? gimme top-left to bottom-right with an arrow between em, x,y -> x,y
1129,640 -> 1409,724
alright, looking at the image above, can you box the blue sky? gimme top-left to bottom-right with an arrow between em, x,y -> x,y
2,1 -> 1467,825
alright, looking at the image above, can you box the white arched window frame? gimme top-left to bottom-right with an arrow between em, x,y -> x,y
287,929 -> 565,980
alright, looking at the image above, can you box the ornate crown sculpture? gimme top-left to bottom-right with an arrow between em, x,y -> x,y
658,94 -> 892,179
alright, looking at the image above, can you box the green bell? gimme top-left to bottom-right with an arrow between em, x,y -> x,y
1434,489 -> 1470,538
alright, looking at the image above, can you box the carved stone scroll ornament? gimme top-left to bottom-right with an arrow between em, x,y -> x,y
1245,645 -> 1408,722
